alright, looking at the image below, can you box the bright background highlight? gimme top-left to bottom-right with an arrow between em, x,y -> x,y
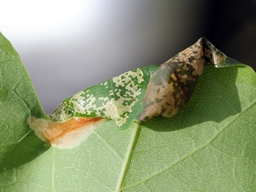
1,0 -> 255,113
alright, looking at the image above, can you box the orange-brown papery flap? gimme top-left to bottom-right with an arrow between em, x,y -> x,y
27,116 -> 105,149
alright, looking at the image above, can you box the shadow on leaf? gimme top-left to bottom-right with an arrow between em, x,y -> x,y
142,66 -> 242,132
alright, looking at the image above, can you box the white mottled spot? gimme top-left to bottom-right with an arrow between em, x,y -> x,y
50,68 -> 145,127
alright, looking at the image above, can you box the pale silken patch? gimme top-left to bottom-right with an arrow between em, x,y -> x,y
27,116 -> 105,149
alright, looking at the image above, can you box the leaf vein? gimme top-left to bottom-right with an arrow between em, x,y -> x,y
115,122 -> 141,192
94,131 -> 123,160
122,100 -> 255,189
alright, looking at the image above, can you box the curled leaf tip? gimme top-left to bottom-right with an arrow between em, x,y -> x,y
138,37 -> 241,122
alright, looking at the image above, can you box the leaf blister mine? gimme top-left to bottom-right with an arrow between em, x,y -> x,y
50,68 -> 145,128
28,38 -> 242,148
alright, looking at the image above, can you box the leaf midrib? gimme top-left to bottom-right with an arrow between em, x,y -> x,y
115,122 -> 141,192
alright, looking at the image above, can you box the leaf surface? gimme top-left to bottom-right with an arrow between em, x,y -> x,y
0,33 -> 50,172
0,33 -> 255,191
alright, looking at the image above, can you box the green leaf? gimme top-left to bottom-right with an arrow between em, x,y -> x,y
0,33 -> 50,172
0,33 -> 255,191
